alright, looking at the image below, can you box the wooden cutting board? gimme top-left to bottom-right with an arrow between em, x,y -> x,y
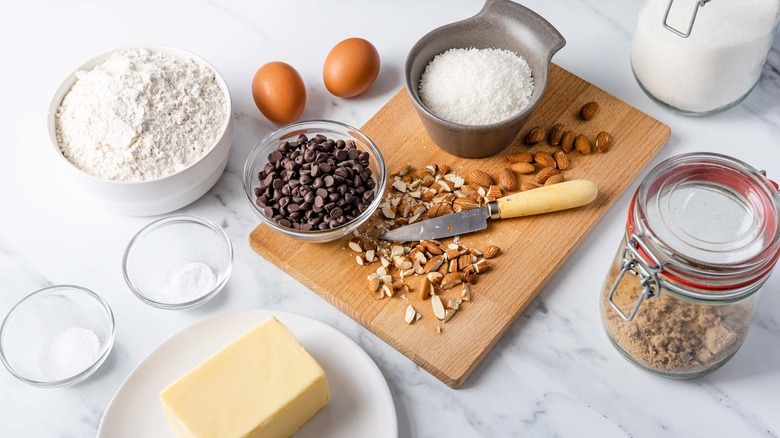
250,64 -> 670,388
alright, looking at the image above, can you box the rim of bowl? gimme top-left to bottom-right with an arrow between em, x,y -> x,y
0,285 -> 116,388
122,215 -> 234,310
242,119 -> 387,240
47,44 -> 233,185
403,24 -> 552,132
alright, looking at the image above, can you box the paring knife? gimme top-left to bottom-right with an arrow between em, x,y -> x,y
379,179 -> 598,242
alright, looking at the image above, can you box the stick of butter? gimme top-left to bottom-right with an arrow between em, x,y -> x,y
160,317 -> 330,438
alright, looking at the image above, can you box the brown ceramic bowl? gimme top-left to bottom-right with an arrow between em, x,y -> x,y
405,0 -> 565,158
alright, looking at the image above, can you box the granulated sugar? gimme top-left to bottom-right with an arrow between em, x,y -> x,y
418,48 -> 534,125
56,49 -> 228,181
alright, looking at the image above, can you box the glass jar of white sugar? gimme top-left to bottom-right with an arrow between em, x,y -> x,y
632,0 -> 780,115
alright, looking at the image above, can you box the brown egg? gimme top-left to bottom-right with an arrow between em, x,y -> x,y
323,38 -> 380,98
252,62 -> 306,124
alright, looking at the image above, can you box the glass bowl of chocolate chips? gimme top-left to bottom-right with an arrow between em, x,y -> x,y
244,120 -> 387,243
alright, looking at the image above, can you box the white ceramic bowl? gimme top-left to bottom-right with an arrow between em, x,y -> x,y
47,45 -> 234,216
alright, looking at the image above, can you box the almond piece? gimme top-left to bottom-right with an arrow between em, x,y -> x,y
461,283 -> 472,301
424,255 -> 444,273
467,169 -> 493,188
442,309 -> 456,323
427,271 -> 443,285
446,298 -> 462,311
507,152 -> 534,163
521,181 -> 541,191
418,276 -> 432,300
422,241 -> 443,256
348,237 -> 363,253
458,254 -> 472,271
365,249 -> 376,263
486,185 -> 502,202
575,134 -> 592,155
431,294 -> 446,320
580,101 -> 599,120
554,151 -> 570,170
427,203 -> 452,218
368,277 -> 380,292
463,270 -> 478,285
535,167 -> 560,184
382,284 -> 394,298
524,126 -> 545,145
404,305 -> 417,324
548,123 -> 566,145
510,162 -> 536,174
473,259 -> 491,274
534,151 -> 557,169
441,272 -> 463,290
545,174 -> 565,185
453,197 -> 480,212
595,131 -> 612,153
356,255 -> 365,266
498,168 -> 519,192
561,131 -> 576,153
484,245 -> 501,259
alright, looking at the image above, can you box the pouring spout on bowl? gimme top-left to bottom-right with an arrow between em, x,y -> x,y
478,0 -> 566,59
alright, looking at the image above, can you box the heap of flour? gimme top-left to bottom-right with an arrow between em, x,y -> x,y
56,49 -> 228,181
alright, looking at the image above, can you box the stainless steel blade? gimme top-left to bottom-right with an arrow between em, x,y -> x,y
379,207 -> 490,242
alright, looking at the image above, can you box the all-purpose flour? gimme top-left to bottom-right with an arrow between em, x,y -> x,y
56,49 -> 228,181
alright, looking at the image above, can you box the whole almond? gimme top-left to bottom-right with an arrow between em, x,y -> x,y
574,134 -> 592,155
561,131 -> 576,153
498,168 -> 519,191
535,167 -> 560,184
467,169 -> 493,188
524,126 -> 545,145
544,174 -> 565,185
506,152 -> 534,163
580,101 -> 599,120
534,151 -> 557,168
521,181 -> 541,191
554,151 -> 570,170
548,123 -> 565,145
510,162 -> 535,174
595,131 -> 613,153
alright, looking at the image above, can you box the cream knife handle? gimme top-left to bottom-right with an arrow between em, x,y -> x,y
495,179 -> 598,219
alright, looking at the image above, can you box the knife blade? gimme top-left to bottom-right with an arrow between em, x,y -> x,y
379,179 -> 598,242
380,207 -> 491,242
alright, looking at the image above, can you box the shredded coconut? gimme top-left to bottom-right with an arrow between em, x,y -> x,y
418,48 -> 534,126
55,49 -> 228,181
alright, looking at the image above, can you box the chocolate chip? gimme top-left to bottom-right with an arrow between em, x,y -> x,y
253,134 -> 376,231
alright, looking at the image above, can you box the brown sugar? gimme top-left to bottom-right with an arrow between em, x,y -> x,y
602,267 -> 751,375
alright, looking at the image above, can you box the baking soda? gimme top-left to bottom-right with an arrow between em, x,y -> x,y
38,327 -> 101,381
160,261 -> 216,303
418,48 -> 534,125
632,0 -> 780,113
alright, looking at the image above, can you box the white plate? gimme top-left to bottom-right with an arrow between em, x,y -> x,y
98,310 -> 397,437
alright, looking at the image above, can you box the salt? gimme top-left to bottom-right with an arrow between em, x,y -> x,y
38,327 -> 101,381
160,261 -> 216,303
418,48 -> 534,126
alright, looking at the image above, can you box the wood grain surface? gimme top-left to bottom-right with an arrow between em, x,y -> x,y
249,64 -> 671,388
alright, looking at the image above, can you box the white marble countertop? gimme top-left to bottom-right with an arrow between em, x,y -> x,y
2,0 -> 780,436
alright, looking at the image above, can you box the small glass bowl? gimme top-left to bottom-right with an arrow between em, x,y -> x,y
243,120 -> 387,243
0,285 -> 115,388
122,215 -> 233,310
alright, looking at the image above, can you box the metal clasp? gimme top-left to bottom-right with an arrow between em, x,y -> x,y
663,0 -> 711,38
607,233 -> 664,321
